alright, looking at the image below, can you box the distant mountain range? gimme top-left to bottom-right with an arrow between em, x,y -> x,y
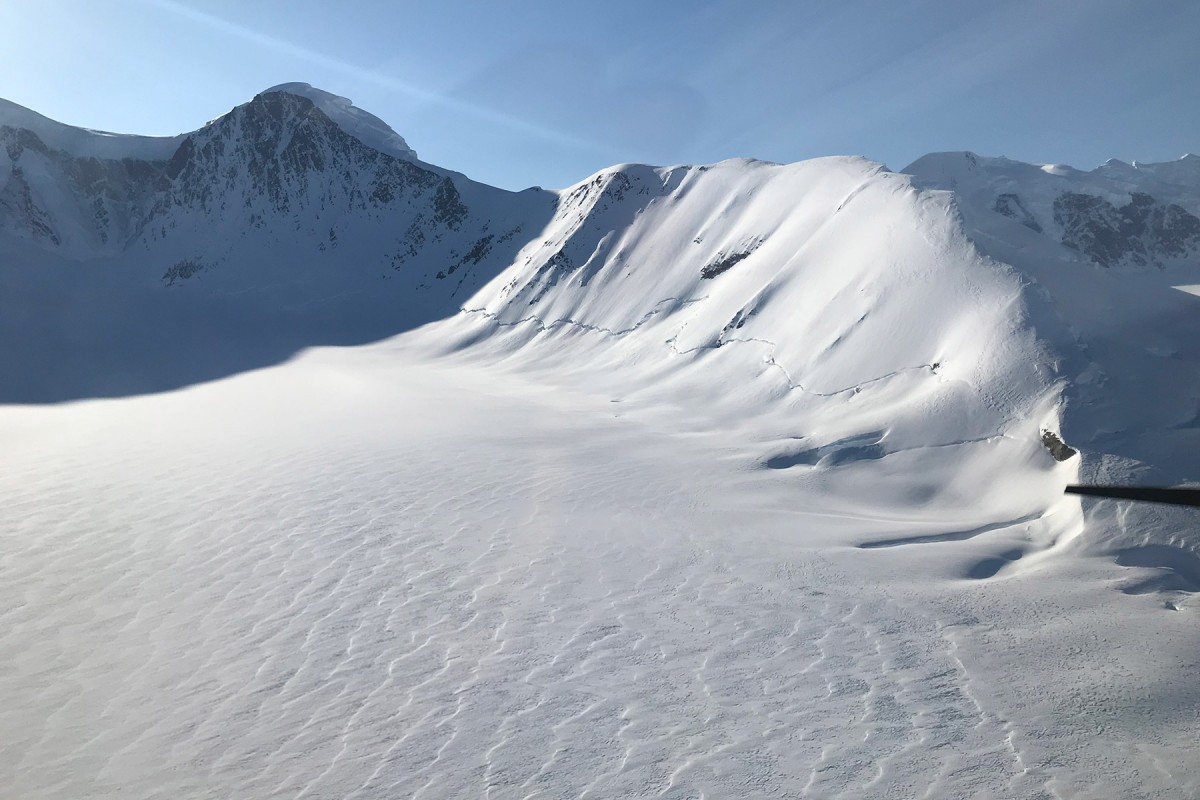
5,83 -> 1196,280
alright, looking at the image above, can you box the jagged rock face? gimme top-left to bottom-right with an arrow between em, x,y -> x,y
0,125 -> 163,252
500,167 -> 655,305
1052,191 -> 1200,267
0,90 -> 499,289
134,91 -> 491,288
906,151 -> 1200,270
0,162 -> 60,245
986,188 -> 1200,268
147,92 -> 455,229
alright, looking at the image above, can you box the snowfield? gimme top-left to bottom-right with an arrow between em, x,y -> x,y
2,85 -> 1199,798
3,345 -> 1196,799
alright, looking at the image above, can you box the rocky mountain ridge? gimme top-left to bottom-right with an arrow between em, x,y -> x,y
906,150 -> 1200,269
1,85 -> 549,300
5,89 -> 1197,278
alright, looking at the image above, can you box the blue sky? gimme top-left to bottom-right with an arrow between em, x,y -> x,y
4,0 -> 1198,190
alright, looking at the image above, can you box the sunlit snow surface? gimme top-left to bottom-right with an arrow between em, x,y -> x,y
2,343 -> 1196,800
4,93 -> 1200,796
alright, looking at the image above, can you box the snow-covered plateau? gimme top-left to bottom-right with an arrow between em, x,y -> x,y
2,85 -> 1198,798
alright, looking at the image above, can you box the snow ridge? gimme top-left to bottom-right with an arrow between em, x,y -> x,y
261,83 -> 417,160
0,96 -> 184,161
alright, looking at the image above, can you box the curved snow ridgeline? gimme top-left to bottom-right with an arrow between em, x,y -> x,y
0,96 -> 185,161
260,83 -> 418,161
431,156 -> 1073,540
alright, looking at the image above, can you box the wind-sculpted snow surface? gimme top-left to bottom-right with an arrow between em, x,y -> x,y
2,87 -> 1200,798
2,350 -> 1194,800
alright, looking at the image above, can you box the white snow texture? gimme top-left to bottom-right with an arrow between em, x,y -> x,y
1,86 -> 1199,799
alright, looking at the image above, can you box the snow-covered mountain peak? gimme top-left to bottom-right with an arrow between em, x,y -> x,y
0,96 -> 184,161
907,150 -> 1200,202
0,82 -> 467,259
1125,152 -> 1200,187
904,151 -> 1047,185
258,82 -> 417,161
906,149 -> 1200,269
1132,152 -> 1199,167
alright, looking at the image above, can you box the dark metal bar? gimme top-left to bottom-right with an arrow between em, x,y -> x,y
1065,485 -> 1200,507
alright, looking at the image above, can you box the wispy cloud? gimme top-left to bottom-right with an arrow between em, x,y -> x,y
136,0 -> 600,151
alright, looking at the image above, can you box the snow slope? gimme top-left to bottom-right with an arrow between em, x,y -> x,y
907,151 -> 1200,557
424,155 -> 1075,549
4,345 -> 1194,800
2,87 -> 1199,798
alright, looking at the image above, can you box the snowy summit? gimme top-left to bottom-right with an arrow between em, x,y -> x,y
260,82 -> 418,161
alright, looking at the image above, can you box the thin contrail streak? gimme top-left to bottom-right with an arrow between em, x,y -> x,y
137,0 -> 601,151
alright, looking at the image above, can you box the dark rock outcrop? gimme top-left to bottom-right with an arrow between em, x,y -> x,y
993,193 -> 1043,233
1041,430 -> 1077,462
1053,191 -> 1200,267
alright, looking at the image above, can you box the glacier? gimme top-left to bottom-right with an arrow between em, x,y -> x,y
1,85 -> 1198,798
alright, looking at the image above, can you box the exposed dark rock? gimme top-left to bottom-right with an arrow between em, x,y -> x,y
1053,191 -> 1200,267
701,246 -> 757,279
993,193 -> 1042,232
145,91 -> 444,228
557,171 -> 635,218
699,237 -> 765,280
1,88 -> 479,264
162,257 -> 204,285
458,234 -> 493,268
432,178 -> 468,229
1040,429 -> 1077,461
719,306 -> 758,339
0,166 -> 60,245
2,126 -> 51,159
